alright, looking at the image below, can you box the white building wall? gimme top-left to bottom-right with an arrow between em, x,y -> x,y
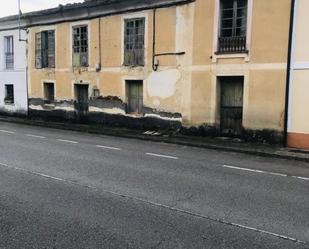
0,29 -> 27,115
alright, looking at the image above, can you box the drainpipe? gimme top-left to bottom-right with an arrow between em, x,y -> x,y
283,0 -> 296,147
18,0 -> 29,117
152,8 -> 186,72
97,17 -> 102,72
152,8 -> 158,71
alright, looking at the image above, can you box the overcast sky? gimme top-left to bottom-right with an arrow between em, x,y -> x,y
0,0 -> 83,17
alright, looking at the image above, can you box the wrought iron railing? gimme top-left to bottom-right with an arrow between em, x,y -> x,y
217,36 -> 247,54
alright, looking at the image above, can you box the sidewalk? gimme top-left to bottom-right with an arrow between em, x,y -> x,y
1,115 -> 309,163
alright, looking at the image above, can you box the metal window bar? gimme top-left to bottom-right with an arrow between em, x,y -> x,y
218,0 -> 248,53
4,36 -> 14,69
124,18 -> 145,66
4,85 -> 14,104
5,53 -> 14,69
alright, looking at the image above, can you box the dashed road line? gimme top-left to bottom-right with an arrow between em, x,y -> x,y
146,153 -> 179,160
292,176 -> 309,181
223,165 -> 309,182
57,139 -> 78,144
0,161 -> 306,246
96,145 -> 122,151
0,129 -> 15,134
26,134 -> 46,139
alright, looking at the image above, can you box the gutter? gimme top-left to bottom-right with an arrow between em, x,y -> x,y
0,0 -> 195,31
283,0 -> 296,147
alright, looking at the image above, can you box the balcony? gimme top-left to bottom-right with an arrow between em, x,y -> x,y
5,52 -> 14,69
217,36 -> 248,54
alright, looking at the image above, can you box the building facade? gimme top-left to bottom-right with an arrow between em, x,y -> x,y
0,25 -> 28,116
287,0 -> 309,149
21,0 -> 291,143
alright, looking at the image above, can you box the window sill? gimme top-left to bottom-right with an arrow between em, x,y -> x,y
212,51 -> 250,62
4,102 -> 15,105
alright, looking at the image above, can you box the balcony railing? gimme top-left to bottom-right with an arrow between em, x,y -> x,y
5,52 -> 14,69
217,36 -> 247,54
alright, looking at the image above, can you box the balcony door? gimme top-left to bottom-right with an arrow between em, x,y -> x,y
218,0 -> 248,54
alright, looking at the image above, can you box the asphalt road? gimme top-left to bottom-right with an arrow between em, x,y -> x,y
0,121 -> 308,249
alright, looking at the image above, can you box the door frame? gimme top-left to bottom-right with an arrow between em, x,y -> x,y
74,83 -> 89,121
218,76 -> 244,137
125,80 -> 144,115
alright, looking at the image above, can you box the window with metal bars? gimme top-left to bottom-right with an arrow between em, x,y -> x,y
218,0 -> 248,54
35,30 -> 55,68
4,36 -> 14,69
124,18 -> 145,66
72,25 -> 88,67
4,84 -> 14,104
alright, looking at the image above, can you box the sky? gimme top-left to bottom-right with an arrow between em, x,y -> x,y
0,0 -> 83,18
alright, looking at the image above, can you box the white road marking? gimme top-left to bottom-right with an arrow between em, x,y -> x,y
0,129 -> 15,134
292,176 -> 309,181
223,165 -> 309,182
96,145 -> 122,151
57,139 -> 78,144
0,161 -> 306,245
26,134 -> 46,139
146,153 -> 179,160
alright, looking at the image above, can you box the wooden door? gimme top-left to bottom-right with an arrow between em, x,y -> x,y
220,77 -> 244,136
74,84 -> 89,121
127,81 -> 143,114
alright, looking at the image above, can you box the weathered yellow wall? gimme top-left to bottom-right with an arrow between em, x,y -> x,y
188,0 -> 290,131
28,0 -> 291,133
28,6 -> 194,118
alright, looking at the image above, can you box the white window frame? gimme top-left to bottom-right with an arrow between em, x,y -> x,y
212,0 -> 253,62
121,12 -> 149,68
70,21 -> 90,68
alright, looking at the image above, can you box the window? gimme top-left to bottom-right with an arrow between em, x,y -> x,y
124,18 -> 145,66
35,30 -> 55,68
44,82 -> 55,103
218,0 -> 248,53
4,85 -> 14,104
72,25 -> 88,67
4,36 -> 14,69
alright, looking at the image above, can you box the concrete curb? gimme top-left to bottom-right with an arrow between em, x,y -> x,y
1,116 -> 309,163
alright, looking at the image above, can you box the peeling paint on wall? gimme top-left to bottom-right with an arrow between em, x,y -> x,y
146,69 -> 181,98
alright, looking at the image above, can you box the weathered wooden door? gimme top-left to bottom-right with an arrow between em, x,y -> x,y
74,84 -> 89,121
220,77 -> 244,136
127,81 -> 143,114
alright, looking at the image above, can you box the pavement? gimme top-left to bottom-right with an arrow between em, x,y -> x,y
0,120 -> 308,248
1,115 -> 309,163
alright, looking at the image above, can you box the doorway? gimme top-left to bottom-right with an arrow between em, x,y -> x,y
74,84 -> 89,120
126,80 -> 143,114
219,76 -> 244,136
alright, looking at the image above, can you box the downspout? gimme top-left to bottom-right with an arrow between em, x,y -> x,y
97,17 -> 102,72
152,8 -> 157,71
152,8 -> 186,71
283,0 -> 296,147
18,0 -> 29,116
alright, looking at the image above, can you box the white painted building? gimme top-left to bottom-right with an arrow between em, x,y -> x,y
0,26 -> 28,116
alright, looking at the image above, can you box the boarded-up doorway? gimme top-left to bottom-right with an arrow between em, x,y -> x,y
219,76 -> 244,136
126,80 -> 143,114
74,84 -> 89,121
